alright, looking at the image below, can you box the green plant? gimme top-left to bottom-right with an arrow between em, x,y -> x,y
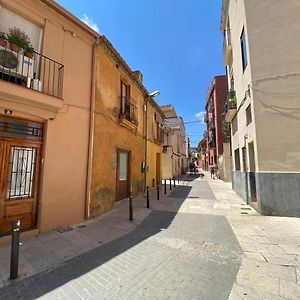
24,44 -> 35,53
7,27 -> 30,49
222,120 -> 231,139
229,96 -> 237,105
0,31 -> 6,39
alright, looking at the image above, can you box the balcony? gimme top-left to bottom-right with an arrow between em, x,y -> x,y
119,96 -> 138,131
225,90 -> 237,122
208,120 -> 215,131
223,32 -> 232,66
203,113 -> 208,123
0,38 -> 64,99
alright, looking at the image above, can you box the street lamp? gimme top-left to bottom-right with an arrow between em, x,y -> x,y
144,91 -> 160,191
149,91 -> 160,98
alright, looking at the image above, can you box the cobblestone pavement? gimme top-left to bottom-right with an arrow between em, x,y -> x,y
1,173 -> 300,299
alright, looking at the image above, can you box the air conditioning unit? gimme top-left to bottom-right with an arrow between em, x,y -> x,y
0,45 -> 34,79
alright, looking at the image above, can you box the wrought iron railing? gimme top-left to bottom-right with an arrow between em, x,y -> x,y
224,90 -> 237,113
0,38 -> 64,98
119,96 -> 138,125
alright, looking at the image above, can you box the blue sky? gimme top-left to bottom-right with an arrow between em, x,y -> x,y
57,0 -> 225,147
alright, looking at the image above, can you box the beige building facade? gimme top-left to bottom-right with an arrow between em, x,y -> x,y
0,0 -> 98,238
161,105 -> 188,179
221,0 -> 300,216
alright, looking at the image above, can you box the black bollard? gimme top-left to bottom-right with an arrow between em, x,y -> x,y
169,178 -> 172,191
10,220 -> 20,280
146,186 -> 150,208
164,179 -> 167,195
173,177 -> 176,188
129,192 -> 133,221
157,183 -> 160,200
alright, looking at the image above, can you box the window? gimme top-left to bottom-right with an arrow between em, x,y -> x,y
232,116 -> 238,135
246,104 -> 252,125
240,28 -> 248,71
6,147 -> 36,199
234,148 -> 241,171
121,81 -> 130,116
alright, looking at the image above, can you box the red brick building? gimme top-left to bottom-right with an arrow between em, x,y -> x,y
205,75 -> 231,180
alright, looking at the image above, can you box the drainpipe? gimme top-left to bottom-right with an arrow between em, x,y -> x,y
144,97 -> 148,192
85,40 -> 97,219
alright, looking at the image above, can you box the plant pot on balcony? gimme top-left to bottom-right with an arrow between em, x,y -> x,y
9,43 -> 19,53
24,50 -> 33,59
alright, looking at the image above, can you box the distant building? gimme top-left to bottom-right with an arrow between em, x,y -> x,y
197,136 -> 208,171
161,105 -> 188,178
221,0 -> 300,216
205,75 -> 231,181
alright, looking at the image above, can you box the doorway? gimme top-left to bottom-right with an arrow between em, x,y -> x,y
0,138 -> 41,235
156,153 -> 161,185
116,149 -> 130,201
248,142 -> 257,203
0,116 -> 42,235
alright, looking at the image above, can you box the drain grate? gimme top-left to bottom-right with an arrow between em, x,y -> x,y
241,207 -> 251,210
241,212 -> 249,215
187,196 -> 200,199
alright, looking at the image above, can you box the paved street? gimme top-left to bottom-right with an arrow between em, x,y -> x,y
0,173 -> 300,299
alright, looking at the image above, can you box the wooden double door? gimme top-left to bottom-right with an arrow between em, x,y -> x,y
0,139 -> 41,235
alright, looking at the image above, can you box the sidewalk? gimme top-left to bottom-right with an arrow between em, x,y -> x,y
0,173 -> 299,299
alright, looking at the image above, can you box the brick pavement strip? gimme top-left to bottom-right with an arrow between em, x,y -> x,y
0,208 -> 243,299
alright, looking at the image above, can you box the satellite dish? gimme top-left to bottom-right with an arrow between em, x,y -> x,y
0,50 -> 18,69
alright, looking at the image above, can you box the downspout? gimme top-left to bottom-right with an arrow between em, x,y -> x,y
144,97 -> 148,192
85,40 -> 97,219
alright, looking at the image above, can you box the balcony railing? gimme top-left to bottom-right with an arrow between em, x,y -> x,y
224,90 -> 237,122
0,38 -> 64,98
119,96 -> 138,125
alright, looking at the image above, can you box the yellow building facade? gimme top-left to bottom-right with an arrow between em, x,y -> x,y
145,100 -> 164,190
89,37 -> 148,218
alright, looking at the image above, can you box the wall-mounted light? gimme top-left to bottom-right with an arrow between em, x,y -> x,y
4,109 -> 12,116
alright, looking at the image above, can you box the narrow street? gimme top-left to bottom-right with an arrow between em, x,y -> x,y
0,174 -> 300,299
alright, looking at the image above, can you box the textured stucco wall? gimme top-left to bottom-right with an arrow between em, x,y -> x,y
0,0 -> 95,232
90,46 -> 145,218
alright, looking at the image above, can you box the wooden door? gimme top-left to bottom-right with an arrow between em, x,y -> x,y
0,140 -> 41,235
156,153 -> 161,185
116,150 -> 130,201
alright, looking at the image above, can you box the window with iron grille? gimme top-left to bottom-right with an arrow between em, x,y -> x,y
6,147 -> 36,199
246,104 -> 252,125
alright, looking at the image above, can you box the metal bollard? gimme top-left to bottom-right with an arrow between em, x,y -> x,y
173,177 -> 176,188
146,186 -> 150,208
10,220 -> 20,280
129,192 -> 133,221
157,183 -> 160,200
169,178 -> 172,191
164,179 -> 167,195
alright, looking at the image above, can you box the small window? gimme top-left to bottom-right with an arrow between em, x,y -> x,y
234,148 -> 241,171
246,104 -> 252,125
232,116 -> 238,135
240,28 -> 248,71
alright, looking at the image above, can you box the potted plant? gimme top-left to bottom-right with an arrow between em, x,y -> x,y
0,31 -> 6,47
7,27 -> 30,53
24,44 -> 35,59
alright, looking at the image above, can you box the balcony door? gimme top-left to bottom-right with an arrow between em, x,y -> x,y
116,150 -> 130,202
